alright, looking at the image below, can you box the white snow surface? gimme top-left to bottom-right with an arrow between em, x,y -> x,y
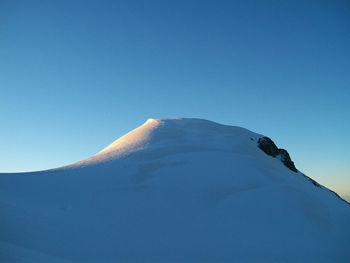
1,118 -> 349,263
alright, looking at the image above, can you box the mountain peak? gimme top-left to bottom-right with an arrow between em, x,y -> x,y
2,118 -> 349,262
69,118 -> 261,167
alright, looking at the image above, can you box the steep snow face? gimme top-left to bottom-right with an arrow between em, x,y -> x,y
1,118 -> 350,263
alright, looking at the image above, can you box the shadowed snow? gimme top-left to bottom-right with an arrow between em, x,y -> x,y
1,118 -> 349,263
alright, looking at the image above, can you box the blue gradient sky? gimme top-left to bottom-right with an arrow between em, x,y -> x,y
1,0 -> 349,196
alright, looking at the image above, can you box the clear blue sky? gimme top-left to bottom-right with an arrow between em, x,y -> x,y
1,0 -> 349,197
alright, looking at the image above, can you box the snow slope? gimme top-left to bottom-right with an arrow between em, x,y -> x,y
1,118 -> 349,263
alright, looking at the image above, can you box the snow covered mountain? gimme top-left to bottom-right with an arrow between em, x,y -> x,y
1,118 -> 349,263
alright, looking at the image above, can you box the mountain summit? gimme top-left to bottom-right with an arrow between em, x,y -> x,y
1,118 -> 349,263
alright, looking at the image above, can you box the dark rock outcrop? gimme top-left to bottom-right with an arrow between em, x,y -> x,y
257,137 -> 349,205
257,137 -> 279,157
277,149 -> 298,173
258,137 -> 297,173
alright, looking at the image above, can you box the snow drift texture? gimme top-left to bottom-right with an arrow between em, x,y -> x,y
1,118 -> 349,263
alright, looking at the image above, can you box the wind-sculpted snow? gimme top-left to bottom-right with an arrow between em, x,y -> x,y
1,118 -> 350,263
